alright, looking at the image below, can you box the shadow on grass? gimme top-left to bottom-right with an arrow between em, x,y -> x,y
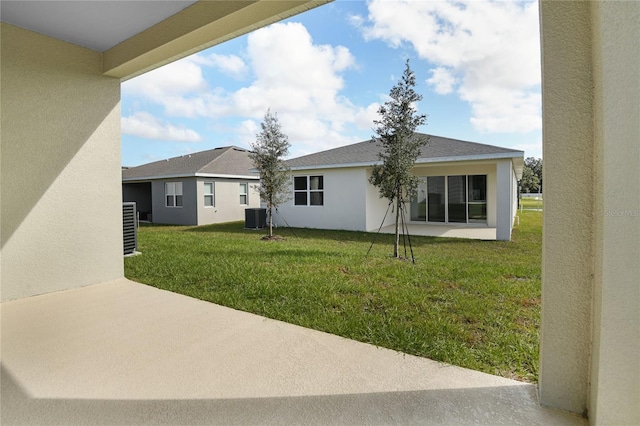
191,248 -> 340,260
182,221 -> 480,247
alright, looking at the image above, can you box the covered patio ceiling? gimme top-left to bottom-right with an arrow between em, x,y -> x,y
0,1 -> 198,52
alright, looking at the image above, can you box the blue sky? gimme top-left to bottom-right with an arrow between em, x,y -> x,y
121,0 -> 541,167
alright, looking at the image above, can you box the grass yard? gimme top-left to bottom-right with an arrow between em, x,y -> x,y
125,210 -> 542,383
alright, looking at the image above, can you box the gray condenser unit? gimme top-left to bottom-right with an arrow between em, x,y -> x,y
123,202 -> 138,255
245,208 -> 266,229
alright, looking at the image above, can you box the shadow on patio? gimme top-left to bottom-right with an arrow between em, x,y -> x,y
1,279 -> 584,425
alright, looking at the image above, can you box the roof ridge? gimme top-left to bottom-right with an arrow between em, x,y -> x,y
419,133 -> 524,153
196,146 -> 234,173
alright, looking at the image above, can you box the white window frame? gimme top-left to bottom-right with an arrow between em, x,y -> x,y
239,183 -> 248,205
293,175 -> 324,206
203,182 -> 215,208
165,182 -> 183,208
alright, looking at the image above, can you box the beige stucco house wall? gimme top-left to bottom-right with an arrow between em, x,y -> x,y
1,24 -> 124,301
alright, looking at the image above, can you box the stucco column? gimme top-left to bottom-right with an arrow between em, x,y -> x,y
495,160 -> 512,241
589,1 -> 640,424
539,1 -> 640,423
539,1 -> 594,415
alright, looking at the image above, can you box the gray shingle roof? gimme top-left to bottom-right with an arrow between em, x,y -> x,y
285,133 -> 524,169
122,146 -> 258,180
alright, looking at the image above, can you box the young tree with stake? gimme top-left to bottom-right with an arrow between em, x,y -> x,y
369,60 -> 428,258
249,109 -> 291,238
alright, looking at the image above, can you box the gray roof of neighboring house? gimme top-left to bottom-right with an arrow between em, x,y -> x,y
285,133 -> 524,170
122,146 -> 258,181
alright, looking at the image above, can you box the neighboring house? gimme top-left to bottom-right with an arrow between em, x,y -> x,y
275,134 -> 524,241
122,146 -> 260,226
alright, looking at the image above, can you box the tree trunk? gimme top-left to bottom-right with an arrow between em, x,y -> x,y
268,205 -> 273,237
394,196 -> 401,258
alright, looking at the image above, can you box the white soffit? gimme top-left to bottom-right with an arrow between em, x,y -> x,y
0,1 -> 198,52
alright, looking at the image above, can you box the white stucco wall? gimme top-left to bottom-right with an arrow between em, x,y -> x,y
1,24 -> 123,301
196,178 -> 260,226
365,168 -> 396,231
281,160 -> 518,239
539,1 -> 640,424
275,168 -> 368,231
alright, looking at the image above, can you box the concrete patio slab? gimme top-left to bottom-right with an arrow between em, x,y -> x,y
1,278 -> 585,425
379,224 -> 497,240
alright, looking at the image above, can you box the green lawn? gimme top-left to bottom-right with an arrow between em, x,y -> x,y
125,210 -> 542,382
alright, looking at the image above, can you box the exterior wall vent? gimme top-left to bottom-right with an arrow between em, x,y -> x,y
123,202 -> 138,255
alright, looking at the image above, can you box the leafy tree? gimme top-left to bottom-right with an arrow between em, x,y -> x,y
520,157 -> 542,194
369,60 -> 428,258
249,109 -> 291,238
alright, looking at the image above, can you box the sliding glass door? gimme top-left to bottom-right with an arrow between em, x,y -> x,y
410,174 -> 487,224
427,176 -> 445,222
410,179 -> 427,221
447,175 -> 467,223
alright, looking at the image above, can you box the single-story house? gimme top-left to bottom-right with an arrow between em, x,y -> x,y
122,146 -> 260,226
274,134 -> 524,241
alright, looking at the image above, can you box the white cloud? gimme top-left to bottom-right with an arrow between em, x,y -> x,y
123,22 -> 366,157
236,22 -> 356,121
354,103 -> 381,131
122,58 -> 208,100
192,53 -> 248,78
359,0 -> 541,133
427,67 -> 456,95
347,14 -> 365,28
122,112 -> 202,142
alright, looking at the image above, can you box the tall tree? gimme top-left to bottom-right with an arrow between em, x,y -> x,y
369,60 -> 428,258
520,157 -> 542,194
249,109 -> 291,238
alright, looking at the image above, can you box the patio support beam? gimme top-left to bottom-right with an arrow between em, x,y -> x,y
103,0 -> 330,81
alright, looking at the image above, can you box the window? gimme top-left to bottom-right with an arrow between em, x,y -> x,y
204,182 -> 214,207
239,183 -> 248,205
165,182 -> 183,207
294,175 -> 323,206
